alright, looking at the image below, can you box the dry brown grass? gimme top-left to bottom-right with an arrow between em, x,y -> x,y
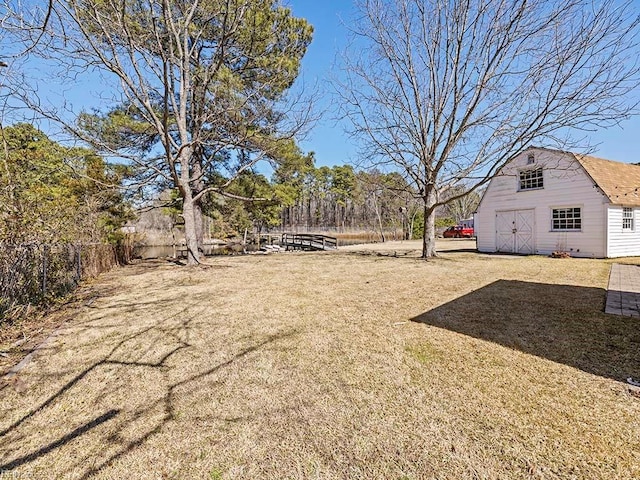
1,240 -> 639,479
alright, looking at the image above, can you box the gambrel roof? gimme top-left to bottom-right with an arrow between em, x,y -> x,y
574,153 -> 640,207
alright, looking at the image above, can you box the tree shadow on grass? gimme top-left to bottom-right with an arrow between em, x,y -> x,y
77,329 -> 297,480
0,294 -> 298,477
436,247 -> 478,254
411,280 -> 640,382
0,409 -> 120,471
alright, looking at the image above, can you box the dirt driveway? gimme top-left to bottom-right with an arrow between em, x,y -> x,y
1,243 -> 639,479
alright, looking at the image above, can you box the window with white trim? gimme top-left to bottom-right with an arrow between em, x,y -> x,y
519,168 -> 543,190
623,207 -> 634,230
552,207 -> 581,231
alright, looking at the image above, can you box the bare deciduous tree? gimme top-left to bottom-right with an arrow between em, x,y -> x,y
338,0 -> 640,257
445,187 -> 481,224
6,0 -> 313,264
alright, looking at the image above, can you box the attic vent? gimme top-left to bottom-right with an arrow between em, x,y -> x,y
527,154 -> 535,164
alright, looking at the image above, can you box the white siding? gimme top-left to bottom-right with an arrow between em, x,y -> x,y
607,206 -> 640,257
476,149 -> 608,257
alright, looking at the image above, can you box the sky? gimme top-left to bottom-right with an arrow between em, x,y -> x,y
286,1 -> 640,167
285,1 -> 358,167
4,1 -> 640,168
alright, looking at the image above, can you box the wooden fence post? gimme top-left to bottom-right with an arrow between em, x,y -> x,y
41,245 -> 49,297
76,245 -> 82,282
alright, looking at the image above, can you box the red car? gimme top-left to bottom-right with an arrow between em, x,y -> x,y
443,225 -> 474,238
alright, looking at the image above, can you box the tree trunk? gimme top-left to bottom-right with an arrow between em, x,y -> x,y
182,192 -> 201,265
373,193 -> 385,243
191,153 -> 206,254
194,201 -> 204,253
243,228 -> 248,254
421,189 -> 437,258
410,210 -> 418,241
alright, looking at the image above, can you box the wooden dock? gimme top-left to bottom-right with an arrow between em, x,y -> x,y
281,233 -> 338,251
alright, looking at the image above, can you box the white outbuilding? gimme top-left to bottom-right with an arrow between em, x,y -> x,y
475,147 -> 640,258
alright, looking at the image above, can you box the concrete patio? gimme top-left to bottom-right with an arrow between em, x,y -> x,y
605,263 -> 640,317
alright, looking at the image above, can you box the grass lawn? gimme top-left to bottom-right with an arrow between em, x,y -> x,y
1,239 -> 639,479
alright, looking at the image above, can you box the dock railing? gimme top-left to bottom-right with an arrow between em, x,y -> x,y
280,233 -> 338,251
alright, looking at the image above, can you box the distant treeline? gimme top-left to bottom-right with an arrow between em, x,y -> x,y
276,165 -> 480,239
139,163 -> 480,243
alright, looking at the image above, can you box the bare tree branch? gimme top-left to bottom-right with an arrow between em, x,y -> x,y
337,0 -> 640,257
6,0 -> 316,264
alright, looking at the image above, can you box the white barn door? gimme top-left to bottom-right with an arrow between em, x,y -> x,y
496,211 -> 516,252
496,209 -> 535,254
515,210 -> 534,254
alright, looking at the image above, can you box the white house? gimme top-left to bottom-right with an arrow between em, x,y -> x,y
475,147 -> 640,258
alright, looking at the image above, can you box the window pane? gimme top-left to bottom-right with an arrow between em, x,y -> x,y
623,208 -> 634,230
552,208 -> 581,230
519,168 -> 543,190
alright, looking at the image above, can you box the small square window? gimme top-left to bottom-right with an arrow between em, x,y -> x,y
623,207 -> 634,230
519,168 -> 543,190
552,207 -> 581,231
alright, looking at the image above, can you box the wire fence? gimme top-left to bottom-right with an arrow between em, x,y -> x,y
0,242 -> 132,322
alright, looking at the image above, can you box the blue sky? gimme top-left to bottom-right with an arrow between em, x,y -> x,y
4,1 -> 359,166
286,1 -> 358,167
5,1 -> 640,168
287,1 -> 640,167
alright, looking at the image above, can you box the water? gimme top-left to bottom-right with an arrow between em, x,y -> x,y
137,235 -> 384,259
136,244 -> 255,259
